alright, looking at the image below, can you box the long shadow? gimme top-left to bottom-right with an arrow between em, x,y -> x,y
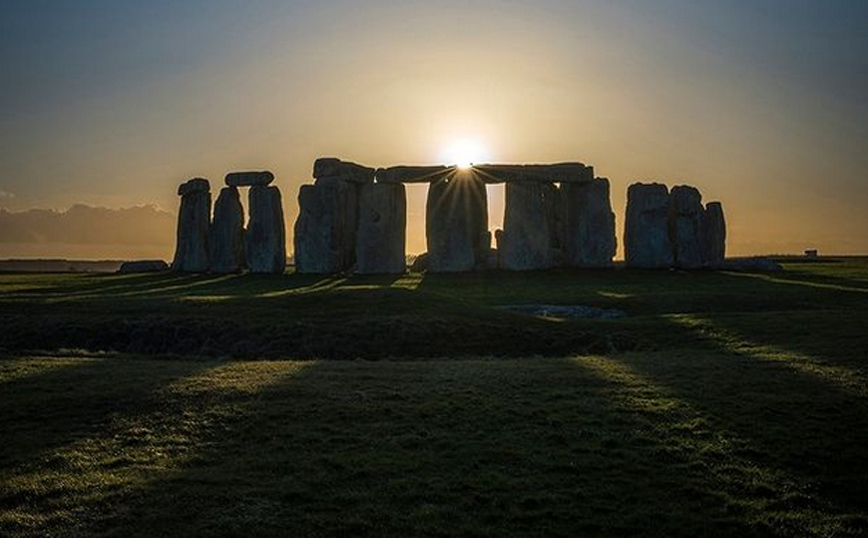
611,312 -> 868,515
32,359 -> 852,537
0,356 -> 213,472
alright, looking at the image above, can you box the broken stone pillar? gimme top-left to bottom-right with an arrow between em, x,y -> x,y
209,186 -> 245,273
560,178 -> 616,268
426,174 -> 488,272
669,185 -> 704,269
246,186 -> 286,274
624,183 -> 673,268
294,182 -> 358,274
356,183 -> 407,274
172,178 -> 211,273
500,182 -> 560,270
702,201 -> 726,267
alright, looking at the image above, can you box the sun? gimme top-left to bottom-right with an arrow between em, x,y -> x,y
441,139 -> 490,170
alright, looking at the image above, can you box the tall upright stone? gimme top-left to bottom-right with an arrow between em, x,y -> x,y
426,174 -> 488,272
172,178 -> 211,273
560,178 -> 616,268
624,183 -> 673,268
669,185 -> 704,269
702,201 -> 726,267
356,183 -> 407,274
246,186 -> 286,274
209,186 -> 245,273
500,182 -> 559,270
294,182 -> 358,274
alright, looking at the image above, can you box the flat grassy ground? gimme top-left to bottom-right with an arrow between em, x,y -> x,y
1,259 -> 867,536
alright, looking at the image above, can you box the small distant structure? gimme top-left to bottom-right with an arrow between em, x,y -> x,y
804,249 -> 819,258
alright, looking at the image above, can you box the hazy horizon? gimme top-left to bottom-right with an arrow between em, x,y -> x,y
2,0 -> 867,260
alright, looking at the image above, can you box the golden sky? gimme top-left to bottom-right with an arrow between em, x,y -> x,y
1,1 -> 866,258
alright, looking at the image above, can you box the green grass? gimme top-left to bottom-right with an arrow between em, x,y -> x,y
1,259 -> 867,536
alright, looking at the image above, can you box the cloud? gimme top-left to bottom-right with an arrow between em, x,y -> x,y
0,204 -> 175,246
0,189 -> 14,199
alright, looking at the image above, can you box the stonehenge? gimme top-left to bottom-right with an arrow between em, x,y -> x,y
625,182 -> 726,269
171,172 -> 286,274
173,158 -> 728,275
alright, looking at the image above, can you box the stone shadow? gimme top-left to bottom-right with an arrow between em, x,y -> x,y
41,359 -> 850,537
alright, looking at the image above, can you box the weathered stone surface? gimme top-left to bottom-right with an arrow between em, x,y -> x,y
560,178 -> 616,268
702,201 -> 726,267
669,185 -> 704,269
356,183 -> 407,274
375,165 -> 454,184
499,182 -> 560,270
426,175 -> 488,272
409,252 -> 429,272
474,163 -> 594,183
209,186 -> 245,273
294,182 -> 359,274
225,171 -> 274,187
177,177 -> 210,196
245,186 -> 286,274
624,183 -> 673,268
172,180 -> 211,273
118,260 -> 169,273
314,158 -> 375,184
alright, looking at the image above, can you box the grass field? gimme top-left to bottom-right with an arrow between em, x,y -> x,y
1,259 -> 867,536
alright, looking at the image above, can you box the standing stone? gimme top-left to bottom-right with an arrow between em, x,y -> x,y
500,182 -> 560,270
356,183 -> 407,274
294,182 -> 358,274
209,186 -> 245,273
560,178 -> 616,268
624,183 -> 673,268
702,202 -> 726,267
246,186 -> 286,274
172,178 -> 211,273
669,185 -> 704,269
426,174 -> 488,272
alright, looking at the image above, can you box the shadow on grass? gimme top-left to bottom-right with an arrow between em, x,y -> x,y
2,359 -> 854,537
611,312 -> 868,517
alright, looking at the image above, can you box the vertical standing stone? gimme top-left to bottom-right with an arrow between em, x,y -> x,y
669,185 -> 704,269
246,186 -> 286,274
356,183 -> 407,274
560,178 -> 616,268
702,201 -> 726,267
426,173 -> 488,272
500,182 -> 559,270
172,178 -> 211,273
294,182 -> 358,274
209,186 -> 245,273
624,183 -> 673,268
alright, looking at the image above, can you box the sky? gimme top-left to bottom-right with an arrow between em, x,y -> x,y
1,0 -> 867,258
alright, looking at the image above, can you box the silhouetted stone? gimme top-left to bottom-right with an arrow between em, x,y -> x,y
118,260 -> 169,273
375,165 -> 454,184
209,186 -> 245,273
500,182 -> 560,270
172,178 -> 211,273
669,185 -> 704,269
356,183 -> 407,274
702,202 -> 726,267
177,177 -> 210,196
410,252 -> 429,272
560,178 -> 616,267
246,186 -> 286,274
294,182 -> 358,274
624,183 -> 673,268
314,158 -> 375,184
225,171 -> 274,187
426,175 -> 488,272
474,163 -> 594,183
